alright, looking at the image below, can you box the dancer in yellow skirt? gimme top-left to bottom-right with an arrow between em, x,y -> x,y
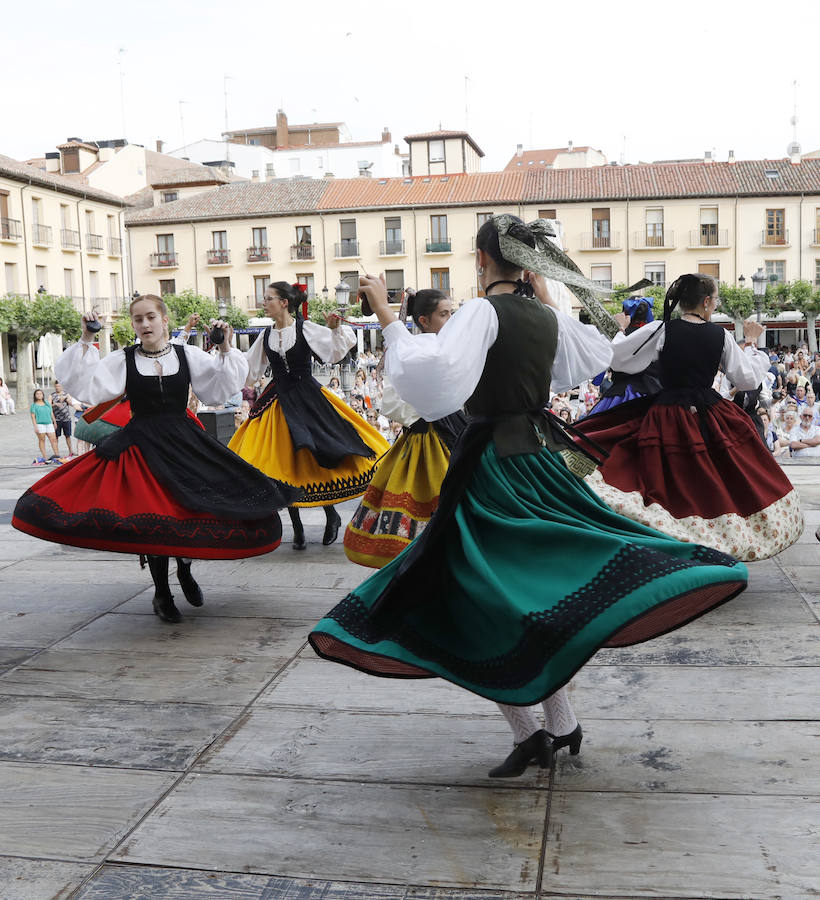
344,290 -> 466,567
229,282 -> 389,549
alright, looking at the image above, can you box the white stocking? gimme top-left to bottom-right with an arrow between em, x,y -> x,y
541,686 -> 577,738
496,703 -> 541,744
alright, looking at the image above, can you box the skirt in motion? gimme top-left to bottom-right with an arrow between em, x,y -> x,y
310,437 -> 749,706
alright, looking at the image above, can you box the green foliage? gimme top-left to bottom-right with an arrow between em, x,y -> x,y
110,302 -> 135,348
605,283 -> 663,317
161,289 -> 219,327
0,293 -> 82,343
717,283 -> 754,320
790,279 -> 820,317
306,294 -> 360,325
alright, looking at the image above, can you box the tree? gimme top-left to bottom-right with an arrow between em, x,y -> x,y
306,294 -> 360,325
717,282 -> 754,339
790,280 -> 820,352
606,283 -> 662,318
110,301 -> 135,349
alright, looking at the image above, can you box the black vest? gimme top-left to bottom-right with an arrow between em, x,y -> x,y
125,344 -> 189,417
659,320 -> 725,390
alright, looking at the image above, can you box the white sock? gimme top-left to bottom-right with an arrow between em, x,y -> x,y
496,703 -> 541,744
541,685 -> 578,737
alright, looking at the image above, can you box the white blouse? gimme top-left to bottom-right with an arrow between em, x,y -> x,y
244,319 -> 356,382
608,320 -> 771,390
382,297 -> 613,422
380,376 -> 419,427
54,341 -> 249,408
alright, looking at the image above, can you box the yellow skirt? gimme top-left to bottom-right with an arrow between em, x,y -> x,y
343,424 -> 450,567
229,388 -> 390,507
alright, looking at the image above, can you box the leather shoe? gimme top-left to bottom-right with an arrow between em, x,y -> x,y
292,528 -> 306,550
548,723 -> 583,756
177,565 -> 204,607
488,729 -> 552,778
322,509 -> 342,546
152,593 -> 182,623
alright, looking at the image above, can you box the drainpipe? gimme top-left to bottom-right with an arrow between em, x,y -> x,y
126,226 -> 136,296
73,199 -> 87,312
625,198 -> 630,285
799,192 -> 804,281
19,183 -> 31,297
412,207 -> 419,288
119,209 -> 128,305
733,194 -> 738,283
319,213 -> 328,292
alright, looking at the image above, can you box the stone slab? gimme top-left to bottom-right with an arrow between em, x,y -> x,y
778,563 -> 820,592
694,590 -> 814,625
112,774 -> 545,891
543,791 -> 820,899
593,623 -> 818,667
0,647 -> 36,675
0,558 -> 153,585
574,665 -> 820,721
0,857 -> 96,900
0,761 -> 175,861
54,612 -> 311,660
553,718 -> 820,795
0,648 -> 282,706
0,695 -> 240,770
197,707 -> 533,786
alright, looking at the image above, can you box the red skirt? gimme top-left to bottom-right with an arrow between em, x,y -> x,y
574,397 -> 802,560
13,443 -> 284,559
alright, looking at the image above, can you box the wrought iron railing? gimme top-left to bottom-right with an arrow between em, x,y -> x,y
86,233 -> 104,252
247,246 -> 271,262
291,244 -> 315,260
689,228 -> 729,247
426,239 -> 451,252
150,252 -> 179,267
761,229 -> 789,246
580,232 -> 620,250
380,239 -> 405,255
108,237 -> 123,256
207,248 -> 231,265
1,218 -> 22,240
335,240 -> 359,257
32,223 -> 53,245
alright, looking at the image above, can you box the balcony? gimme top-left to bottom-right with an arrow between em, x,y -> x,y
379,239 -> 405,256
60,228 -> 80,250
592,279 -> 613,290
579,232 -> 622,250
86,233 -> 104,253
688,228 -> 729,249
31,224 -> 53,246
290,244 -> 315,261
761,230 -> 789,247
633,229 -> 675,250
247,246 -> 271,263
335,240 -> 359,257
425,239 -> 452,253
1,218 -> 22,241
108,236 -> 123,257
207,248 -> 231,265
150,252 -> 179,268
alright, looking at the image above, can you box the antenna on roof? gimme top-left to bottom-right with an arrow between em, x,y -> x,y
224,75 -> 232,165
787,79 -> 801,161
117,48 -> 127,140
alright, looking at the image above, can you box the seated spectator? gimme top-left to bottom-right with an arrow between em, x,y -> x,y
794,384 -> 809,408
788,410 -> 820,457
759,410 -> 789,458
234,399 -> 251,428
327,376 -> 346,400
0,376 -> 16,415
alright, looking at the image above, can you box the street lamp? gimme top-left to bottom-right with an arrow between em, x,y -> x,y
738,274 -> 745,287
334,279 -> 351,314
334,280 -> 355,392
751,267 -> 767,348
321,285 -> 329,302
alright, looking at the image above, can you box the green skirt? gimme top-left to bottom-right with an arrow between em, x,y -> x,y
309,442 -> 747,705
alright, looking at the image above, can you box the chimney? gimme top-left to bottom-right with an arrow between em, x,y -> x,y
251,169 -> 260,181
156,139 -> 164,153
276,109 -> 289,149
788,142 -> 802,165
381,127 -> 391,143
704,149 -> 713,163
44,152 -> 60,173
728,149 -> 736,164
568,140 -> 573,153
516,143 -> 523,158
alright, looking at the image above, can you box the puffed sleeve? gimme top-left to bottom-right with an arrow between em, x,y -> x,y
384,297 -> 498,420
54,342 -> 127,405
184,344 -> 249,406
244,332 -> 269,382
302,320 -> 356,364
721,333 -> 770,390
550,307 -> 614,392
608,320 -> 666,375
381,375 -> 419,426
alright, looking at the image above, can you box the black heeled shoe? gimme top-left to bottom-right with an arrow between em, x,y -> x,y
152,592 -> 182,624
322,508 -> 342,546
488,729 -> 552,778
292,527 -> 306,550
176,561 -> 204,607
549,724 -> 583,756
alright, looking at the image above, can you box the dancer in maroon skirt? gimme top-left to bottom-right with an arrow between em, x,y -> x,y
13,295 -> 299,622
574,273 -> 803,560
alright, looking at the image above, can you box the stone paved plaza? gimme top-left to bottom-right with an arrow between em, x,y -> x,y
0,409 -> 818,900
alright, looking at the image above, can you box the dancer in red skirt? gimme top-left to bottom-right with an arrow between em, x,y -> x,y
13,295 -> 299,622
574,273 -> 803,560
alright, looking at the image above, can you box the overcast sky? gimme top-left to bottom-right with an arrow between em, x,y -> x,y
4,0 -> 818,172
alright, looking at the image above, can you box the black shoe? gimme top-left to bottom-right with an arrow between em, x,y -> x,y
549,723 -> 583,756
488,729 -> 552,778
292,528 -> 306,551
322,508 -> 342,546
177,563 -> 204,607
152,593 -> 182,623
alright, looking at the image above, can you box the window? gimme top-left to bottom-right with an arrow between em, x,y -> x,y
430,215 -> 448,243
431,267 -> 450,293
254,275 -> 270,302
157,235 -> 174,253
35,265 -> 47,291
383,217 -> 403,254
590,264 -> 612,289
815,208 -> 820,242
538,209 -> 557,219
296,225 -> 312,245
429,140 -> 445,162
31,197 -> 42,225
646,209 -> 664,246
699,207 -> 718,245
385,269 -> 404,301
62,148 -> 80,173
248,138 -> 260,145
85,210 -> 95,233
591,208 -> 610,248
644,262 -> 666,287
765,260 -> 785,282
476,212 -> 494,229
64,269 -> 74,298
107,215 -> 116,237
815,259 -> 820,287
338,220 -> 357,256
340,271 -> 359,294
162,192 -> 178,203
159,279 -> 176,295
265,163 -> 275,178
296,273 -> 314,296
252,227 -> 268,248
89,270 -> 99,301
212,231 -> 228,250
110,273 -> 119,304
698,262 -> 720,280
765,209 -> 786,244
4,262 -> 16,294
214,277 -> 231,301
60,205 -> 70,228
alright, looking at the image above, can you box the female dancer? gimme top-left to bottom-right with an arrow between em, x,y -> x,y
310,216 -> 749,776
574,274 -> 803,560
229,282 -> 389,549
13,295 -> 299,623
343,289 -> 467,568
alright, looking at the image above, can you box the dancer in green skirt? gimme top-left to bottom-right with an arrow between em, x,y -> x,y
309,215 -> 748,776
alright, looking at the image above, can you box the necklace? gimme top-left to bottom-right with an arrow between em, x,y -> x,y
682,312 -> 708,323
137,343 -> 172,358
